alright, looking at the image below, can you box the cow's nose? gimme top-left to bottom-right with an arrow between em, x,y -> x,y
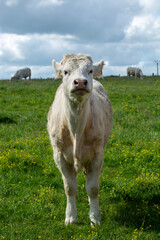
74,79 -> 88,89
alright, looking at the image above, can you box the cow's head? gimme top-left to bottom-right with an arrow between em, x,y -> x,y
52,54 -> 104,101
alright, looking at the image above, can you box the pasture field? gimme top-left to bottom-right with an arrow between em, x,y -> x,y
0,77 -> 160,239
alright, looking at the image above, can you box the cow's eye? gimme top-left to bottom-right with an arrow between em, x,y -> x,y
88,70 -> 93,74
64,70 -> 68,75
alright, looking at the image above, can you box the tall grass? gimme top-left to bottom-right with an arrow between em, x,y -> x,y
0,77 -> 160,239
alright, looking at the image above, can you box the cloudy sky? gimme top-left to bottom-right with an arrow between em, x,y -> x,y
0,0 -> 160,79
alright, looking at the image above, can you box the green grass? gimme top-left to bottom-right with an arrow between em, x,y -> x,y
0,77 -> 160,239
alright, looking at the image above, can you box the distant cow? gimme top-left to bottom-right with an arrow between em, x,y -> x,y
127,67 -> 143,80
11,68 -> 31,81
47,54 -> 113,226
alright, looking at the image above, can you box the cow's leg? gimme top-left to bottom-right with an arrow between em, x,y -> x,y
19,73 -> 22,80
56,154 -> 77,225
86,152 -> 103,226
135,73 -> 137,79
63,173 -> 77,225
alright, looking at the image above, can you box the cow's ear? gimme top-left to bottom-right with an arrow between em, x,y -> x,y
52,59 -> 62,79
93,60 -> 104,78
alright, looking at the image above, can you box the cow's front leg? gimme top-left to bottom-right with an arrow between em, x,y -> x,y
59,159 -> 77,225
63,173 -> 77,225
86,153 -> 103,226
86,172 -> 101,226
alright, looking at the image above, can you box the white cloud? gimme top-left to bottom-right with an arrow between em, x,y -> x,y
124,0 -> 160,41
31,65 -> 54,78
37,0 -> 64,6
124,15 -> 160,40
138,0 -> 158,11
125,15 -> 152,37
104,61 -> 109,67
0,33 -> 76,63
5,0 -> 19,7
0,33 -> 30,60
0,32 -> 78,79
105,65 -> 127,76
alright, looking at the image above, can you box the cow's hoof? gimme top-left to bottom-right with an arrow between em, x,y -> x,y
89,211 -> 101,227
65,218 -> 77,225
90,216 -> 101,228
90,220 -> 100,228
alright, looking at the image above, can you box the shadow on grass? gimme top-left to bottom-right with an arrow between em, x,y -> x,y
0,117 -> 17,124
112,197 -> 160,231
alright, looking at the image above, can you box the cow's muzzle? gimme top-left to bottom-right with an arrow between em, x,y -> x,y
74,79 -> 88,89
71,79 -> 89,95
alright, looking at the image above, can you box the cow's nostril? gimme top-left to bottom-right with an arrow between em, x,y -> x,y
74,79 -> 79,86
84,80 -> 87,86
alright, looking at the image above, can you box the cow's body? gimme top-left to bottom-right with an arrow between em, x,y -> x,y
11,67 -> 31,81
47,54 -> 112,225
127,67 -> 143,79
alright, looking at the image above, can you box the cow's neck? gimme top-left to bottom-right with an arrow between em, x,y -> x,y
64,95 -> 91,171
64,96 -> 90,137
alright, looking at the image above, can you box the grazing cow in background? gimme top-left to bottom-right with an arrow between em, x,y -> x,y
47,54 -> 113,226
127,67 -> 143,80
11,67 -> 31,81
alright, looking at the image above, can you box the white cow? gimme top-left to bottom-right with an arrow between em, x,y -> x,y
127,67 -> 143,80
11,67 -> 31,81
47,54 -> 113,226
